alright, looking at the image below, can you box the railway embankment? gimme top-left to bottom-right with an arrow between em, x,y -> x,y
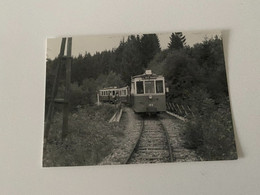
101,109 -> 200,165
100,107 -> 143,165
159,113 -> 200,162
126,117 -> 173,164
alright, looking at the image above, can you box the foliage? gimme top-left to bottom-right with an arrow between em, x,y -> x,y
69,71 -> 125,109
183,95 -> 237,160
43,105 -> 125,166
140,34 -> 161,68
69,78 -> 99,108
120,35 -> 143,84
148,35 -> 236,160
148,36 -> 229,104
190,36 -> 228,101
100,71 -> 125,88
168,32 -> 186,50
69,83 -> 86,108
148,50 -> 169,75
163,50 -> 201,102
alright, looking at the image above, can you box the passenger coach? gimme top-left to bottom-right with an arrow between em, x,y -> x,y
131,70 -> 166,113
99,86 -> 130,103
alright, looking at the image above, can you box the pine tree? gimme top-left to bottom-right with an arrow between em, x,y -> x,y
140,34 -> 161,68
121,35 -> 143,84
168,32 -> 186,50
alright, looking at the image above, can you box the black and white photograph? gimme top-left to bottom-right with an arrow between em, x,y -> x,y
3,1 -> 260,194
43,31 -> 237,167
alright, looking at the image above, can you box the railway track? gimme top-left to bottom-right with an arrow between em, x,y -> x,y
126,115 -> 174,164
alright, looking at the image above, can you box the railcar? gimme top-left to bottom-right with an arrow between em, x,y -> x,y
99,86 -> 130,103
117,86 -> 130,103
131,70 -> 166,113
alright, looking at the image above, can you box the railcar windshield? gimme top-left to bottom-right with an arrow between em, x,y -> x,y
145,81 -> 155,94
136,81 -> 144,94
156,80 -> 164,93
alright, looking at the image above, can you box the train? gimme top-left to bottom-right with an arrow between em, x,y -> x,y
98,70 -> 166,113
99,86 -> 130,104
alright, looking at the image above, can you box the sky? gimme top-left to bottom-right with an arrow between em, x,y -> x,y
46,31 -> 221,59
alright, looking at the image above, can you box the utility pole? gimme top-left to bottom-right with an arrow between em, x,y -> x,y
44,37 -> 72,141
44,38 -> 66,140
62,37 -> 72,139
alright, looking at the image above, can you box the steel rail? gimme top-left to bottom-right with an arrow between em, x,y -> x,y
125,116 -> 145,164
125,115 -> 174,164
159,119 -> 174,162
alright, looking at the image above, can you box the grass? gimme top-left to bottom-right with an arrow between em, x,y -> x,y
43,104 -> 126,167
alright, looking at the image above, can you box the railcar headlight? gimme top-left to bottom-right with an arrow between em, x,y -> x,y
149,95 -> 152,100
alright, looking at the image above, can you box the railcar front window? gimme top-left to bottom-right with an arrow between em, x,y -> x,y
156,80 -> 164,93
145,81 -> 155,94
136,81 -> 144,94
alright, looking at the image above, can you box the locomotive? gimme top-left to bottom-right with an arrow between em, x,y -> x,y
99,70 -> 166,113
130,70 -> 166,113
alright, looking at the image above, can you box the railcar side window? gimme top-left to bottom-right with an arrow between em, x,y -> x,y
145,81 -> 155,94
136,81 -> 144,94
156,80 -> 164,93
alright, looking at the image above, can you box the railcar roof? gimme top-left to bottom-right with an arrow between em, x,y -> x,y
100,86 -> 129,90
100,86 -> 117,90
131,73 -> 164,80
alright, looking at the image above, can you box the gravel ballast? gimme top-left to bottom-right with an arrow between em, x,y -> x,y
159,113 -> 200,162
100,109 -> 200,165
100,107 -> 143,165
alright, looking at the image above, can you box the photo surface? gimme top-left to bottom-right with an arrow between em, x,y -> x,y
43,31 -> 237,167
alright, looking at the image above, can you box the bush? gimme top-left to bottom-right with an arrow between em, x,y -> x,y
69,79 -> 98,110
69,83 -> 86,109
183,97 -> 237,160
184,119 -> 203,149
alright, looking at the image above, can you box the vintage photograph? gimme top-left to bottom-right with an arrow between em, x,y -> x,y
43,31 -> 237,167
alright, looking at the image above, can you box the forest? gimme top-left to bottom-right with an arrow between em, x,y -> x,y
45,32 -> 237,162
